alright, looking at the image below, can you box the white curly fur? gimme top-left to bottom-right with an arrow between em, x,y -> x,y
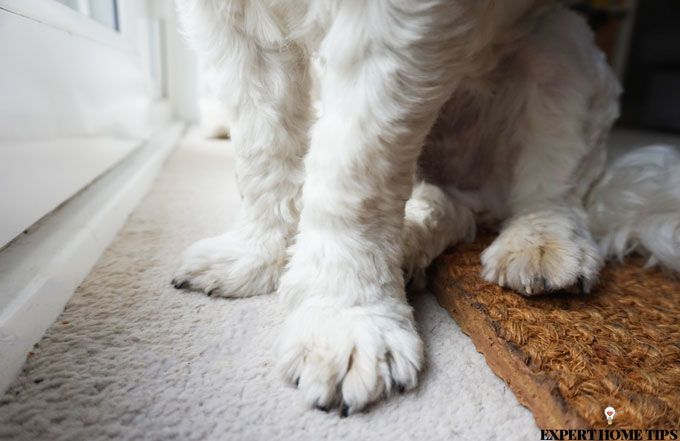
587,145 -> 680,275
172,0 -> 680,415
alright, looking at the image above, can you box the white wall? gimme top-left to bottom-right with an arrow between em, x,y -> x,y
0,0 -> 195,249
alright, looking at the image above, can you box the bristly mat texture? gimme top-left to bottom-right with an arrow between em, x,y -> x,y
429,233 -> 680,429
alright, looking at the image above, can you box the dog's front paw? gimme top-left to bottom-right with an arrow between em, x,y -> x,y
277,300 -> 423,416
481,210 -> 603,295
171,233 -> 284,297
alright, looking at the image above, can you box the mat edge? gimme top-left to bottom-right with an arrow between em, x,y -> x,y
428,261 -> 591,430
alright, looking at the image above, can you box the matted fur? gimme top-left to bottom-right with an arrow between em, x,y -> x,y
172,0 -> 680,415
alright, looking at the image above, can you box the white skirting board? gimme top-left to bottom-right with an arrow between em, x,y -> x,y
0,122 -> 185,394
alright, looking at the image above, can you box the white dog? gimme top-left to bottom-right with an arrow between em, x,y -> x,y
172,0 -> 680,416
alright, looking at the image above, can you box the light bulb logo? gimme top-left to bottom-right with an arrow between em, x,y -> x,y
604,406 -> 616,425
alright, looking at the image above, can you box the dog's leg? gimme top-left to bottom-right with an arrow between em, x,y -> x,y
403,182 -> 476,289
172,2 -> 310,297
480,105 -> 606,296
481,10 -> 620,296
275,5 -> 463,415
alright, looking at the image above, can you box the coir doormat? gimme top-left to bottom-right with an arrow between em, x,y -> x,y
428,233 -> 680,429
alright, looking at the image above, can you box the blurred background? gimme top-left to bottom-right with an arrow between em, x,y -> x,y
0,0 -> 199,250
569,0 -> 680,132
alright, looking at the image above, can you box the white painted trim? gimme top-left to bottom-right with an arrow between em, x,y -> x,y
0,122 -> 185,394
0,0 -> 128,52
0,137 -> 142,249
0,1 -> 154,141
0,0 -> 171,248
161,0 -> 200,122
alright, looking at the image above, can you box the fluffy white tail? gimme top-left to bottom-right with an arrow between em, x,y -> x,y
586,145 -> 680,275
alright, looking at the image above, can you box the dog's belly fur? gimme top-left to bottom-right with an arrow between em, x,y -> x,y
418,85 -> 517,225
418,6 -> 618,226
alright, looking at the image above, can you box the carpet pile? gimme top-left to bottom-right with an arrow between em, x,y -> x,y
0,132 -> 537,441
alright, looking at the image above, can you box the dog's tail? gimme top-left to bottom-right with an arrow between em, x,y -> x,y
585,145 -> 680,276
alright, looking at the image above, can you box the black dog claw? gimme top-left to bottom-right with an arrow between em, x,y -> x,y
577,277 -> 586,293
172,279 -> 188,290
315,404 -> 330,413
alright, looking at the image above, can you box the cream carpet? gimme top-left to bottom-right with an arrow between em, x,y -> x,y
0,130 -> 537,441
